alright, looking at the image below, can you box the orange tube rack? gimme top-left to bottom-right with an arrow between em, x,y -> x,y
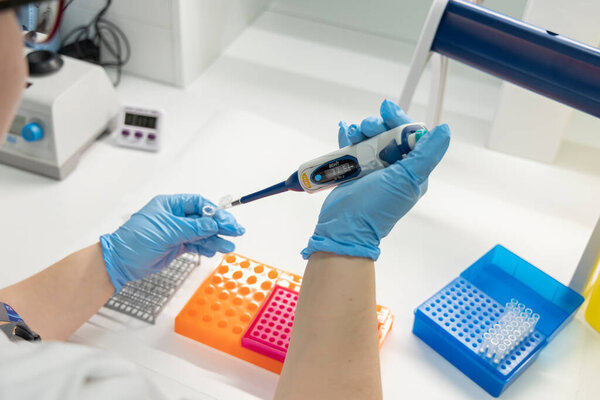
175,253 -> 393,374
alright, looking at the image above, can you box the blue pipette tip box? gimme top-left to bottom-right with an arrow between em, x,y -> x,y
412,245 -> 584,397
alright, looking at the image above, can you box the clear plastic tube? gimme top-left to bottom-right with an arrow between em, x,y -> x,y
480,332 -> 492,354
202,195 -> 237,216
490,337 -> 499,349
531,313 -> 540,327
503,338 -> 512,353
480,298 -> 540,363
514,328 -> 523,344
202,204 -> 220,217
494,343 -> 507,363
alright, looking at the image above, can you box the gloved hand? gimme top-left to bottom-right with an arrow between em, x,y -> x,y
301,100 -> 450,260
100,194 -> 245,291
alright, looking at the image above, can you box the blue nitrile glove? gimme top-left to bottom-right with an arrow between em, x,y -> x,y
100,194 -> 245,291
301,99 -> 450,260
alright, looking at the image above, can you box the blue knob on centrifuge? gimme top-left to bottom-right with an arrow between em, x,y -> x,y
21,122 -> 44,142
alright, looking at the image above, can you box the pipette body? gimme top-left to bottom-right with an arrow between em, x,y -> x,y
222,122 -> 428,209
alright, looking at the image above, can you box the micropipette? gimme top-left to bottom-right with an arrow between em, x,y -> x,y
220,122 -> 429,209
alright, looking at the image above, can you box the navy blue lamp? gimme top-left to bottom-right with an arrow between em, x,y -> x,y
400,0 -> 600,127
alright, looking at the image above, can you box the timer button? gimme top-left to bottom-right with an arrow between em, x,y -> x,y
147,133 -> 156,141
121,129 -> 130,137
21,122 -> 44,142
134,131 -> 144,139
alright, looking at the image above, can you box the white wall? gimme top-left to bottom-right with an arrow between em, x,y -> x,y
565,106 -> 600,151
488,0 -> 600,162
271,0 -> 600,155
176,0 -> 272,86
60,0 -> 271,87
60,0 -> 180,84
270,0 -> 527,43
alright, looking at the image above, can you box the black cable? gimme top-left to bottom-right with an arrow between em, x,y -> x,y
62,0 -> 76,11
96,20 -> 129,86
59,0 -> 130,86
99,19 -> 130,64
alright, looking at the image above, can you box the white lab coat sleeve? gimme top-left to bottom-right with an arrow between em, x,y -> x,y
0,333 -> 166,400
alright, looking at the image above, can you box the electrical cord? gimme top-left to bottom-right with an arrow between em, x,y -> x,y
63,0 -> 75,11
59,0 -> 130,86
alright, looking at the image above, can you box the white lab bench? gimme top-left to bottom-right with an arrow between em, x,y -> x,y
1,11 -> 600,400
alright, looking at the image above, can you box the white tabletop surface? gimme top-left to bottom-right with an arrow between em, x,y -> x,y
1,10 -> 600,400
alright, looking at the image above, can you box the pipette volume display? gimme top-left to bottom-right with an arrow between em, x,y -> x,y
226,123 -> 428,208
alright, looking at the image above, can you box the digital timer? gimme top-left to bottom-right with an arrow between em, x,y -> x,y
115,106 -> 163,152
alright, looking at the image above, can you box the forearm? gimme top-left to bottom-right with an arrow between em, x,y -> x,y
0,243 -> 114,341
275,252 -> 382,400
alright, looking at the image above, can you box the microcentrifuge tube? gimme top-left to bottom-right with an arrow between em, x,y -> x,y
531,313 -> 540,326
203,194 -> 237,216
514,328 -> 524,344
488,337 -> 499,358
481,298 -> 541,362
480,332 -> 492,353
494,344 -> 507,363
507,335 -> 516,348
202,204 -> 219,216
479,343 -> 488,354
